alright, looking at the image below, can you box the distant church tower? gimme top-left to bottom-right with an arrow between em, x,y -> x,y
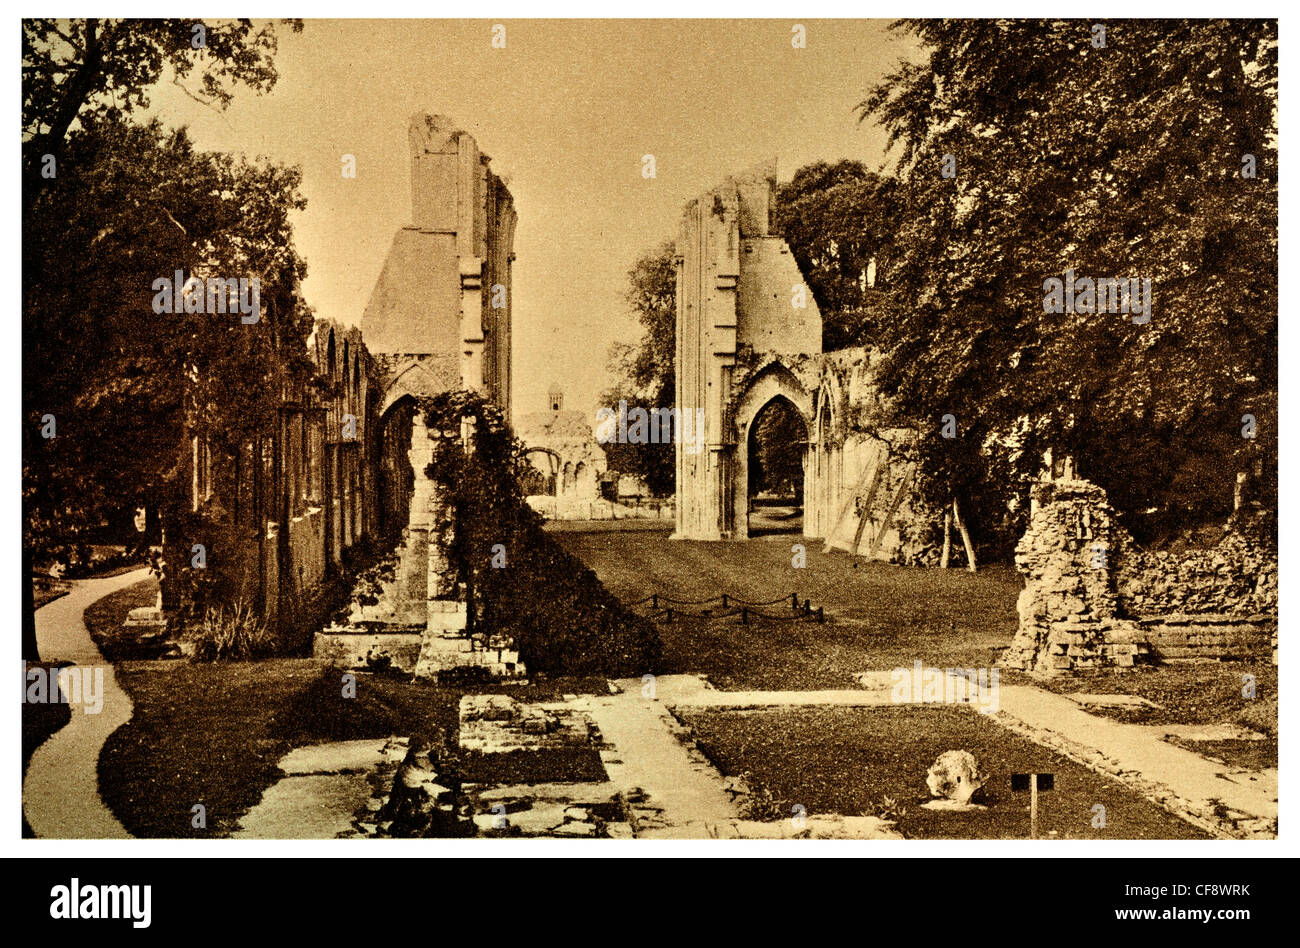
547,383 -> 564,412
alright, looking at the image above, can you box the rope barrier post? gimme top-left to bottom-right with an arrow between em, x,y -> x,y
722,594 -> 728,608
817,607 -> 825,623
792,593 -> 798,612
804,600 -> 811,617
741,607 -> 748,626
652,594 -> 658,609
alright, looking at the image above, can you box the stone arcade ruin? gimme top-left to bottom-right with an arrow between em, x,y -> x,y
672,163 -> 1278,669
314,114 -> 522,679
315,136 -> 1277,681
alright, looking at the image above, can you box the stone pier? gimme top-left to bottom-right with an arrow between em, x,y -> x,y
313,111 -> 523,680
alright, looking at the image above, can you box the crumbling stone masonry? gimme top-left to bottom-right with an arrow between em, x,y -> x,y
363,113 -> 516,414
1001,479 -> 1277,674
670,165 -> 927,557
516,392 -> 608,509
314,113 -> 522,680
807,346 -> 933,562
672,162 -> 821,540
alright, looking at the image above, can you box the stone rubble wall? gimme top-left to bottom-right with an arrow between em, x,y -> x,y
1118,522 -> 1278,618
1001,479 -> 1276,674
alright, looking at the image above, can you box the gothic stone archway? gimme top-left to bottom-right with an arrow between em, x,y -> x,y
376,395 -> 417,546
730,364 -> 814,540
671,164 -> 823,541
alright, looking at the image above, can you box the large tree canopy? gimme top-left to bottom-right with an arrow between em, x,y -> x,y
602,242 -> 678,496
23,19 -> 306,657
23,19 -> 298,188
858,19 -> 1277,532
774,160 -> 902,351
24,117 -> 313,551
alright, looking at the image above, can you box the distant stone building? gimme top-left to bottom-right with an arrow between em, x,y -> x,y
516,388 -> 606,501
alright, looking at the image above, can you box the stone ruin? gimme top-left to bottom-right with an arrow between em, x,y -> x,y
458,695 -> 596,753
313,413 -> 525,680
1001,479 -> 1277,675
923,750 -> 987,810
669,165 -> 931,558
312,112 -> 523,681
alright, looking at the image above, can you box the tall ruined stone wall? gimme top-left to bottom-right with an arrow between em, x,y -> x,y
673,162 -> 821,540
319,113 -> 520,680
806,346 -> 932,563
1002,479 -> 1276,674
363,113 -> 516,418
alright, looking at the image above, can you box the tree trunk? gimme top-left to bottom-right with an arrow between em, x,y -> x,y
24,20 -> 104,220
22,545 -> 40,661
953,498 -> 977,573
939,502 -> 953,569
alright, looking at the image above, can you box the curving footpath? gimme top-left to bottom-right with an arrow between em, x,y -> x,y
23,568 -> 151,839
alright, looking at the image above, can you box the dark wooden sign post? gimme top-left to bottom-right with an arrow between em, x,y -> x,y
1011,773 -> 1054,839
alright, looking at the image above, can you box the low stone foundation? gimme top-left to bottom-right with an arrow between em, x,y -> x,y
312,629 -> 423,672
526,495 -> 675,522
414,615 -> 525,682
458,695 -> 595,753
1138,614 -> 1274,662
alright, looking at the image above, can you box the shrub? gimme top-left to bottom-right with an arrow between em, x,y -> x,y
183,601 -> 274,661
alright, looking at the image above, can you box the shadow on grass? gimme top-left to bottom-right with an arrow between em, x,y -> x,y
99,659 -> 611,838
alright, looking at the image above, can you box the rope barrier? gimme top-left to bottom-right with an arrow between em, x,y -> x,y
637,605 -> 825,624
627,590 -> 825,624
628,591 -> 801,608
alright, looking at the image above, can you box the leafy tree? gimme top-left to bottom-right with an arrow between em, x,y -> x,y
24,115 -> 313,558
774,160 -> 903,350
23,18 -> 304,658
750,399 -> 807,497
23,18 -> 300,214
602,242 -> 677,496
858,19 -> 1277,542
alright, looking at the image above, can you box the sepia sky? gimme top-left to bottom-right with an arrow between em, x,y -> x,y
143,19 -> 914,420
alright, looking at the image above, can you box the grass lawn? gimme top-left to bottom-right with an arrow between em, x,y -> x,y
82,559 -> 150,579
1034,663 -> 1277,770
556,529 -> 1023,689
100,658 -> 607,837
1034,662 -> 1277,726
33,577 -> 70,609
678,705 -> 1211,840
83,577 -> 163,662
